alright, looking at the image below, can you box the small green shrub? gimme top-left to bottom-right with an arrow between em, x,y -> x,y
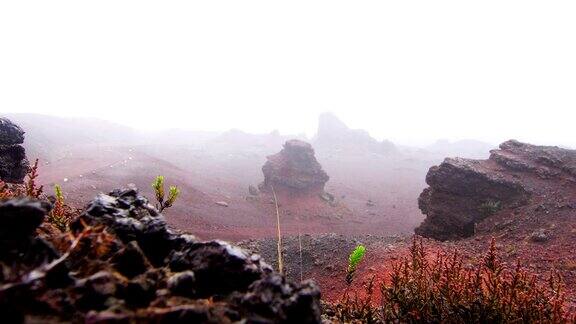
151,175 -> 180,212
479,200 -> 501,216
54,184 -> 64,203
47,184 -> 70,231
346,244 -> 366,285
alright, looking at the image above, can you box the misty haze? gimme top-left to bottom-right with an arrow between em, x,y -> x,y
1,1 -> 576,323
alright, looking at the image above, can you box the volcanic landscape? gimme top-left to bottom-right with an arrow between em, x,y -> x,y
7,112 -> 576,307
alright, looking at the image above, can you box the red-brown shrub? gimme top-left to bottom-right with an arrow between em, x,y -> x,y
330,238 -> 574,323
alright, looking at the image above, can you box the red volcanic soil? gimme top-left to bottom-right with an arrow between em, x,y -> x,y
319,152 -> 429,235
32,143 -> 430,241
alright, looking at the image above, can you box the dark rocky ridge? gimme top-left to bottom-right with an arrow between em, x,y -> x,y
416,140 -> 576,241
260,139 -> 329,195
0,189 -> 322,323
0,117 -> 29,183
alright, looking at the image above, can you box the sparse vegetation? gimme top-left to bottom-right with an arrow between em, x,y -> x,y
330,277 -> 379,323
47,184 -> 71,231
346,244 -> 366,285
329,245 -> 373,322
331,237 -> 572,323
151,175 -> 180,212
479,200 -> 502,216
0,180 -> 17,200
0,160 -> 73,232
25,158 -> 43,198
271,185 -> 284,275
0,159 -> 43,200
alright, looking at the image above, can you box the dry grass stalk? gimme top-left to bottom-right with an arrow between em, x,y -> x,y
271,185 -> 283,275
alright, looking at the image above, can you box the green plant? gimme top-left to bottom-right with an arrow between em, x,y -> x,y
54,184 -> 64,203
151,176 -> 180,212
346,244 -> 366,285
47,184 -> 70,232
479,200 -> 501,216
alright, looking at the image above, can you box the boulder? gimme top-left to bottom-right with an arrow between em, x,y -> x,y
0,199 -> 51,240
0,118 -> 29,183
260,140 -> 329,194
0,117 -> 25,145
237,274 -> 322,323
215,201 -> 229,207
169,240 -> 271,297
416,140 -> 576,240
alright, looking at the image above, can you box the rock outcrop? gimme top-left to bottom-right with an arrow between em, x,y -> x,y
260,140 -> 329,195
416,140 -> 576,240
0,117 -> 29,183
0,189 -> 322,323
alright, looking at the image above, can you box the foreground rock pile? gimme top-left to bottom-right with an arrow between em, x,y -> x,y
260,140 -> 329,195
416,140 -> 576,240
0,189 -> 321,323
0,118 -> 29,183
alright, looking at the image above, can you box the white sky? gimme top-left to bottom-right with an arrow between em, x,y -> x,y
1,1 -> 575,146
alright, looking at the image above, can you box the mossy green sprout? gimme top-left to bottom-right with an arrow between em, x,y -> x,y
152,175 -> 165,204
152,176 -> 180,212
54,184 -> 64,204
165,186 -> 180,209
48,184 -> 69,232
346,244 -> 366,285
479,200 -> 501,216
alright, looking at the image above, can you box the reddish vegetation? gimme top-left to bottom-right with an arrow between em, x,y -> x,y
326,238 -> 571,323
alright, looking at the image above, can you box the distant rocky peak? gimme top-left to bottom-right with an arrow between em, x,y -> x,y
314,112 -> 396,154
317,112 -> 350,137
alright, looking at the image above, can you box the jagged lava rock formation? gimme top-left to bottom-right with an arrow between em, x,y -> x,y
416,140 -> 576,241
260,139 -> 329,195
0,117 -> 29,183
0,189 -> 322,323
314,112 -> 396,154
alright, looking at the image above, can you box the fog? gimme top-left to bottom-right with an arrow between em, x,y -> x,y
4,3 -> 576,315
1,1 -> 575,147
